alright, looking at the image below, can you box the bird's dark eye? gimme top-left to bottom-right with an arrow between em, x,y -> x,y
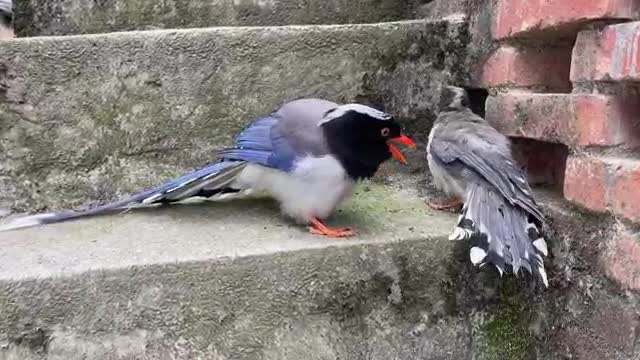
381,127 -> 390,137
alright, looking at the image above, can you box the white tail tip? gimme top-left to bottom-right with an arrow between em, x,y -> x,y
449,227 -> 472,241
538,266 -> 549,288
0,214 -> 56,232
469,246 -> 488,265
533,238 -> 549,257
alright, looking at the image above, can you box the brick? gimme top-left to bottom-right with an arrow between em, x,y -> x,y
480,45 -> 572,91
486,93 -> 640,147
602,231 -> 640,290
564,156 -> 608,211
564,156 -> 640,223
487,93 -> 574,144
574,95 -> 640,147
611,162 -> 640,222
493,0 -> 640,40
572,22 -> 640,82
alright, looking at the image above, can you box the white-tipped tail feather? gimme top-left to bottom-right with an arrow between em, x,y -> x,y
0,213 -> 63,232
0,161 -> 249,233
449,223 -> 473,241
451,183 -> 549,287
532,237 -> 549,257
469,246 -> 488,265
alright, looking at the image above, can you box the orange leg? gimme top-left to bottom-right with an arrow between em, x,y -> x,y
308,218 -> 355,238
427,199 -> 464,212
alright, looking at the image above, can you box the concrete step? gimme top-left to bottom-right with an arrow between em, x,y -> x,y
0,178 -> 471,360
0,178 -> 454,280
16,0 -> 422,37
0,18 -> 470,214
2,181 -> 635,359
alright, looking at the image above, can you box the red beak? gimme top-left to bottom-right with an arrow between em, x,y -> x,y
386,133 -> 416,164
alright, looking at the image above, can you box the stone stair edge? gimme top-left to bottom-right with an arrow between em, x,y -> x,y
15,0 -> 424,37
0,178 -> 458,281
6,19 -> 450,42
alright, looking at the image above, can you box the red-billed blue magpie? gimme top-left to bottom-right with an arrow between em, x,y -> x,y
1,98 -> 415,237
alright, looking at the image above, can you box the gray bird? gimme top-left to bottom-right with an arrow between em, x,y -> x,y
1,98 -> 415,237
426,86 -> 548,286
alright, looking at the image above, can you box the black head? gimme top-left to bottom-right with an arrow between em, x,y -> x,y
320,104 -> 412,180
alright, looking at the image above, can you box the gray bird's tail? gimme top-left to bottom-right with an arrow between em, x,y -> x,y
0,161 -> 248,232
449,183 -> 549,287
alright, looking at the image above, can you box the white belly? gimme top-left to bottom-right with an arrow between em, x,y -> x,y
233,155 -> 354,223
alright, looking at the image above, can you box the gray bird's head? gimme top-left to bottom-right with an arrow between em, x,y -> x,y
319,104 -> 415,180
439,85 -> 470,112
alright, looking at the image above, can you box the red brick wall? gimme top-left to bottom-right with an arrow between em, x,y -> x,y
481,0 -> 640,291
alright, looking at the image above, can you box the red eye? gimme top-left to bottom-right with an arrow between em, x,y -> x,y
381,127 -> 390,137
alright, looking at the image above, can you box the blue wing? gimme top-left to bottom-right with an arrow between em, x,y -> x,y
219,115 -> 297,172
138,114 -> 297,204
141,114 -> 297,203
139,114 -> 296,201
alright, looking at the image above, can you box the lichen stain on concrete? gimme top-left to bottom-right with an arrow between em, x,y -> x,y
262,317 -> 339,360
453,279 -> 535,360
1,328 -> 163,360
513,102 -> 529,129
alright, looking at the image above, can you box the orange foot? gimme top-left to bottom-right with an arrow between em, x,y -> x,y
428,199 -> 464,212
308,218 -> 355,238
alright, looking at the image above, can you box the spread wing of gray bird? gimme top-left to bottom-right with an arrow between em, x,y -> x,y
1,98 -> 415,237
427,86 -> 548,287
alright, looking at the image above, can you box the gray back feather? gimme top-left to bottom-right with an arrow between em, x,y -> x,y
431,109 -> 544,223
273,98 -> 337,157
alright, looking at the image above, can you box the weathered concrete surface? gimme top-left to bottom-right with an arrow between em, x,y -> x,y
0,240 -> 470,360
9,176 -> 625,360
417,0 -> 470,19
0,178 -> 481,360
0,179 -> 456,280
416,184 -> 640,360
4,174 -> 636,359
531,190 -> 640,360
15,0 -> 422,37
0,19 -> 470,214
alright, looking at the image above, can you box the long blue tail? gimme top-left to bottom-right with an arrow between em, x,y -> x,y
0,160 -> 247,232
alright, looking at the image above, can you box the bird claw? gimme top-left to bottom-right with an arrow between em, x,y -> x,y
427,199 -> 464,212
308,218 -> 355,238
308,227 -> 354,238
